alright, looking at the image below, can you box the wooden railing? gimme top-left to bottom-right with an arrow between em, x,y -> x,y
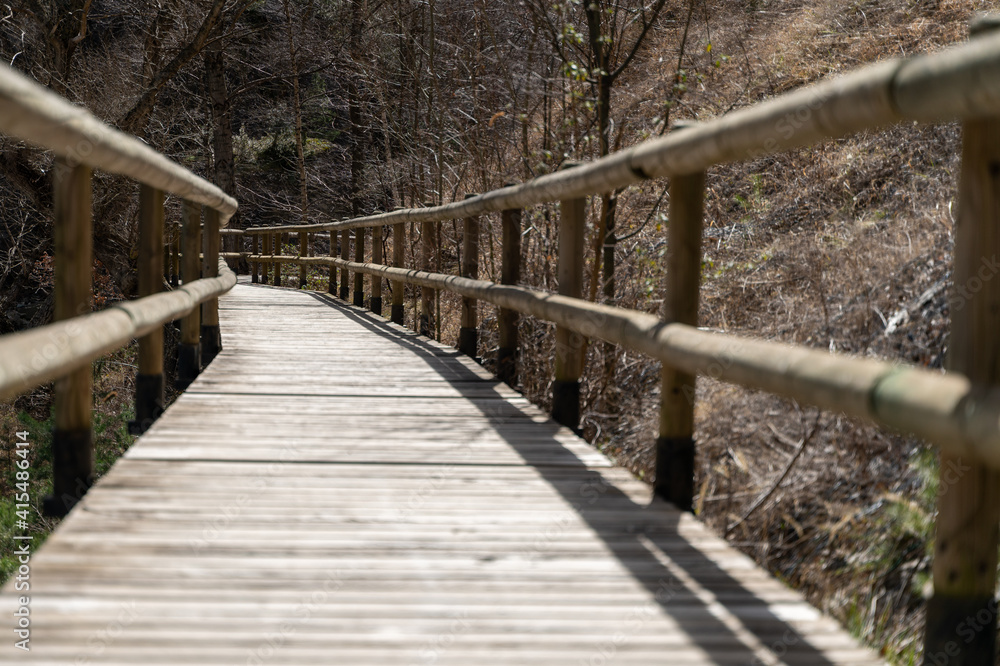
243,22 -> 1000,661
0,64 -> 238,516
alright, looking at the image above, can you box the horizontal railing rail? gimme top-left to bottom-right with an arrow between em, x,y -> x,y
242,22 -> 1000,660
254,254 -> 992,464
0,63 -> 237,516
0,66 -> 237,223
0,258 -> 235,401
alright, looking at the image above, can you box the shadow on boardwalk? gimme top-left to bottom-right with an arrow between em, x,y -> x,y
306,291 -> 844,666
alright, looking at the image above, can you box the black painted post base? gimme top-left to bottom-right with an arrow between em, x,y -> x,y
170,275 -> 179,288
459,327 -> 478,360
654,435 -> 695,512
419,314 -> 432,338
552,379 -> 580,433
370,297 -> 382,317
353,290 -> 364,307
299,278 -> 307,289
923,594 -> 996,665
497,347 -> 516,387
129,373 -> 165,435
251,272 -> 258,284
391,304 -> 405,325
176,342 -> 202,390
339,284 -> 349,301
43,429 -> 93,517
201,324 -> 222,367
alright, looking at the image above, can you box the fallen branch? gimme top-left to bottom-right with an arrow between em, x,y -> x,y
726,411 -> 820,536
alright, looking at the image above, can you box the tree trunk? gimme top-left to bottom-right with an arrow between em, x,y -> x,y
348,0 -> 364,217
592,74 -> 616,304
284,0 -> 309,225
204,38 -> 241,269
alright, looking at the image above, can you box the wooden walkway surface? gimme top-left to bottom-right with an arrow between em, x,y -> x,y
1,280 -> 884,664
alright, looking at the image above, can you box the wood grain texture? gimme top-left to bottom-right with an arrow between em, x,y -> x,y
202,209 -> 221,327
52,159 -> 93,433
137,185 -> 165,375
0,259 -> 234,402
0,280 -> 883,665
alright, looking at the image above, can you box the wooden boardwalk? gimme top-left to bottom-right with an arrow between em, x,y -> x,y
1,280 -> 883,664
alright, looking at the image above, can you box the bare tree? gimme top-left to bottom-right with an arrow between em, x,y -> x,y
526,0 -> 670,304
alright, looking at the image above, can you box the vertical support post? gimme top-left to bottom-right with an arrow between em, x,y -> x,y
270,232 -> 279,286
177,202 -> 203,389
371,226 -> 383,315
271,232 -> 280,285
299,231 -> 308,288
391,222 -> 405,324
44,159 -> 94,517
419,201 -> 436,336
201,207 -> 222,366
262,232 -> 271,285
498,200 -> 521,387
553,164 -> 585,432
163,228 -> 171,285
419,220 -> 434,336
353,227 -> 366,307
328,231 -> 337,295
656,168 -> 705,512
130,185 -> 166,436
339,229 -> 351,300
171,228 -> 180,287
459,194 -> 480,359
924,20 -> 1000,662
250,231 -> 259,284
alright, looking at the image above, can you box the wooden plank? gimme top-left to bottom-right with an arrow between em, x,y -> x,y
0,280 -> 883,665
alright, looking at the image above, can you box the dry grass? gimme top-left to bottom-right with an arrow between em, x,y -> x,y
467,1 -> 979,661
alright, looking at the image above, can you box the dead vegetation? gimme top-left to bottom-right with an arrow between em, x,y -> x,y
472,1 -> 977,661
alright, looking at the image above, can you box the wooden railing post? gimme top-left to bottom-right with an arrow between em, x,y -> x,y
924,19 -> 1000,663
201,207 -> 222,365
553,164 -> 585,432
130,185 -> 166,436
177,202 -> 203,390
419,201 -> 436,337
656,165 -> 705,512
371,225 -> 383,315
299,231 -> 309,288
339,229 -> 350,300
391,221 -> 405,324
44,159 -> 94,517
354,227 -> 366,307
262,232 -> 271,285
171,227 -> 180,287
334,231 -> 337,296
163,226 -> 171,285
459,194 -> 480,359
270,232 -> 279,286
250,230 -> 259,284
272,232 -> 280,285
498,196 -> 521,387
